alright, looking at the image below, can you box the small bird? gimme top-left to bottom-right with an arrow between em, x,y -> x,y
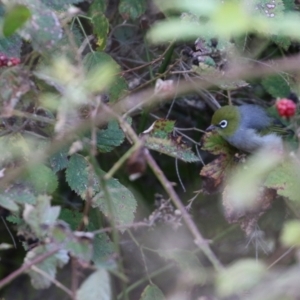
206,104 -> 287,153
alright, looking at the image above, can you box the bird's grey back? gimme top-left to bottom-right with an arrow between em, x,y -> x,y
238,104 -> 271,130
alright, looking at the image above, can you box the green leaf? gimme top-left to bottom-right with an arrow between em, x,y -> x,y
92,233 -> 115,268
0,34 -> 22,57
262,74 -> 290,98
88,209 -> 116,268
83,52 -> 125,101
3,4 -> 31,37
66,154 -> 137,226
282,0 -> 296,11
265,159 -> 300,201
24,245 -> 69,289
25,164 -> 58,194
281,220 -> 300,247
216,259 -> 266,297
65,154 -> 100,198
271,35 -> 291,50
49,146 -> 69,172
59,209 -> 82,230
97,120 -> 125,153
0,195 -> 18,212
84,52 -> 120,73
0,184 -> 36,209
143,119 -> 200,162
23,195 -> 60,238
88,0 -> 107,13
52,222 -> 93,261
6,214 -> 22,224
77,269 -> 111,300
140,285 -> 166,300
119,0 -> 147,20
92,177 -> 137,227
108,75 -> 128,103
88,3 -> 109,50
20,2 -> 63,51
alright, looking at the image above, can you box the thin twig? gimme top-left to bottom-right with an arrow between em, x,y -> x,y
104,141 -> 143,180
100,104 -> 223,271
144,150 -> 223,271
0,246 -> 60,290
31,265 -> 73,298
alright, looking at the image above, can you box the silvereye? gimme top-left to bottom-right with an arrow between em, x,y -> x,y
206,104 -> 285,153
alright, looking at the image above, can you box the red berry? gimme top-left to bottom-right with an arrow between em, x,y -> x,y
276,98 -> 297,118
0,53 -> 20,67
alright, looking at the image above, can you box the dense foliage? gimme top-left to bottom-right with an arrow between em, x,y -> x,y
1,0 -> 300,299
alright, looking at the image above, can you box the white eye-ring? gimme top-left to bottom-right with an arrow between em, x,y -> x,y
219,120 -> 228,128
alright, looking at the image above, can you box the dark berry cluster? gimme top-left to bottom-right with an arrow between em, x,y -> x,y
0,53 -> 20,67
276,98 -> 297,118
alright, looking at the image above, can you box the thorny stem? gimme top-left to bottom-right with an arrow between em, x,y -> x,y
101,104 -> 224,272
144,150 -> 224,272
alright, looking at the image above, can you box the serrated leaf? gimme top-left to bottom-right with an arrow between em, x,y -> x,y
262,74 -> 290,98
88,0 -> 107,13
66,154 -> 137,226
88,209 -> 116,268
49,146 -> 69,172
119,0 -> 147,20
19,2 -> 63,51
140,285 -> 166,300
6,214 -> 22,224
88,7 -> 109,50
24,245 -> 69,289
88,0 -> 109,50
92,233 -> 115,268
77,269 -> 111,300
143,119 -> 200,162
92,177 -> 137,227
59,209 -> 82,230
0,184 -> 36,206
3,4 -> 31,37
65,154 -> 100,198
23,195 -> 60,237
264,158 -> 300,201
97,120 -> 125,152
41,0 -> 85,10
25,164 -> 58,194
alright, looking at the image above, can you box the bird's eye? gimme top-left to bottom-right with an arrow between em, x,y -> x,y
219,120 -> 228,128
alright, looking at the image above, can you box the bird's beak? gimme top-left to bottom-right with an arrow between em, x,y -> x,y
206,125 -> 216,132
